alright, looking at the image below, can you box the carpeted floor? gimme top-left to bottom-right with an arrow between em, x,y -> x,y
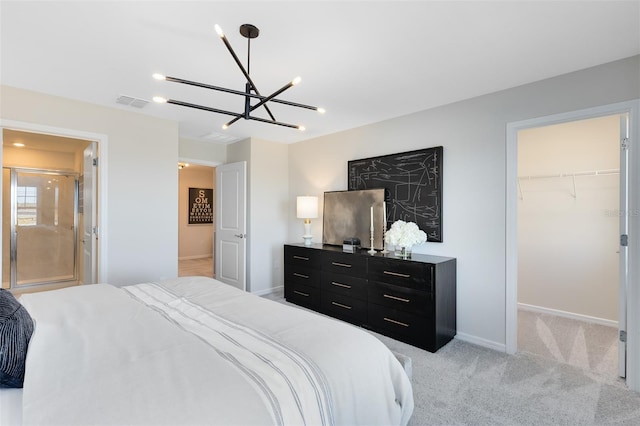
517,308 -> 619,379
263,290 -> 640,425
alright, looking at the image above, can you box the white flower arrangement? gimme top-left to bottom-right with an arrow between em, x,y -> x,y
384,220 -> 427,248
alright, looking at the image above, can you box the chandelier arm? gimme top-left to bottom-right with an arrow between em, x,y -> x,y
164,99 -> 299,129
224,80 -> 298,129
269,98 -> 321,111
247,115 -> 300,129
166,76 -> 261,100
166,99 -> 244,119
218,34 -> 277,121
164,76 -> 320,111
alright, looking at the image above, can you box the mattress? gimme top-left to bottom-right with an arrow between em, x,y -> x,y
5,276 -> 413,425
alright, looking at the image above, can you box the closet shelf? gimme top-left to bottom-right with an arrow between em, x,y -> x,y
517,169 -> 619,200
517,168 -> 619,180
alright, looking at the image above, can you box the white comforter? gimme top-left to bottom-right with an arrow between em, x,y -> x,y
16,277 -> 413,425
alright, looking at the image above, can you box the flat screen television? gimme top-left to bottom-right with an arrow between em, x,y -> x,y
322,188 -> 385,250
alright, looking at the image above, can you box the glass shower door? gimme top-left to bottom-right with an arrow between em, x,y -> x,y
10,169 -> 78,287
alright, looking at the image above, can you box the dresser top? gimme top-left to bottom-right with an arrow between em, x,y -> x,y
285,243 -> 455,265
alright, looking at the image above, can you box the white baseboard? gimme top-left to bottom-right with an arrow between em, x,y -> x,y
518,302 -> 618,328
454,333 -> 506,353
252,285 -> 284,297
178,254 -> 213,261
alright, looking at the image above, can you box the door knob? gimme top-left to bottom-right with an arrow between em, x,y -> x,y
234,234 -> 246,239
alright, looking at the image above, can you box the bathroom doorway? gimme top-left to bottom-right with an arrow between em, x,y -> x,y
3,168 -> 78,287
2,129 -> 97,291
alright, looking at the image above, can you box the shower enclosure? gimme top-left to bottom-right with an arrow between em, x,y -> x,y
2,168 -> 78,288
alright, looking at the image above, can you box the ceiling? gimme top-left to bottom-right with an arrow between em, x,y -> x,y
1,1 -> 639,145
3,129 -> 91,154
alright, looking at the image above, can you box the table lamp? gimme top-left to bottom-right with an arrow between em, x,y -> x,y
297,196 -> 318,246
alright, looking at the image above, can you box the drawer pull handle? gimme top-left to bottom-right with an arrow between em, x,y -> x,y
383,270 -> 411,278
331,281 -> 352,289
293,290 -> 310,297
383,294 -> 410,303
331,262 -> 352,268
384,317 -> 409,327
331,301 -> 352,310
293,255 -> 309,261
293,273 -> 309,279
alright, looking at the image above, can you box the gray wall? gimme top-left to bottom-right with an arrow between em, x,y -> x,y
287,55 -> 640,349
1,85 -> 179,285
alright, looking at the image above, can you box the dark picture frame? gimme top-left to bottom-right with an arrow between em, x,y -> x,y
348,147 -> 443,242
188,188 -> 213,225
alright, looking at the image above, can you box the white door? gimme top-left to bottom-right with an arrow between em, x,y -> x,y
82,144 -> 97,284
618,113 -> 630,378
215,161 -> 247,291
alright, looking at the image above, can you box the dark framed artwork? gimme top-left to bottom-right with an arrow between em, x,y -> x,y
188,188 -> 213,224
348,146 -> 443,242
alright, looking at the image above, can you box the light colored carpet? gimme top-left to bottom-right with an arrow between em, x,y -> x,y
263,290 -> 640,425
518,309 -> 619,378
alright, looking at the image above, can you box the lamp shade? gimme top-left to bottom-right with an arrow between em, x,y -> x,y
296,196 -> 318,219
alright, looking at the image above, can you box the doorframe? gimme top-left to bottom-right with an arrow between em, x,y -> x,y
506,100 -> 640,391
0,119 -> 109,284
177,156 -> 220,275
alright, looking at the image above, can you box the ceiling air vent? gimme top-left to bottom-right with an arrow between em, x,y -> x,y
116,95 -> 149,109
200,132 -> 239,144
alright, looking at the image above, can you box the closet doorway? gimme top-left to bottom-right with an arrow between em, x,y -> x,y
516,114 -> 623,377
1,129 -> 98,292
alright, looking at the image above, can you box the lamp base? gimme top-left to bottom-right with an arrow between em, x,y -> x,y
302,235 -> 313,246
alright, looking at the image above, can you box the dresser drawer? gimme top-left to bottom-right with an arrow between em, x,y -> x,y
321,271 -> 367,301
368,281 -> 432,317
285,282 -> 321,310
321,251 -> 367,275
284,245 -> 321,268
284,265 -> 320,289
368,303 -> 434,350
321,291 -> 367,326
368,257 -> 433,291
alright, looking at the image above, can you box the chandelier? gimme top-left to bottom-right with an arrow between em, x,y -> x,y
152,23 -> 325,131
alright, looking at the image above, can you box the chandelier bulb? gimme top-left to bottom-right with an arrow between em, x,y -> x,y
292,76 -> 302,86
152,73 -> 166,81
298,125 -> 306,132
317,107 -> 326,114
153,96 -> 168,103
222,123 -> 229,130
214,24 -> 224,38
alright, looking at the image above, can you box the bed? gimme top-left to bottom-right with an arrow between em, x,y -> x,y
0,276 -> 413,425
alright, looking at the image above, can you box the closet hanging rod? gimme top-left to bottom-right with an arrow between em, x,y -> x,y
518,168 -> 619,180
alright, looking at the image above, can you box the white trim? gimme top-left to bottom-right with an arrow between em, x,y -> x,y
518,303 -> 618,328
454,334 -> 506,353
0,119 -> 109,284
506,99 -> 640,392
178,157 -> 222,168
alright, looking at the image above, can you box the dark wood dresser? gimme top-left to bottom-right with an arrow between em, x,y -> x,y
284,243 -> 456,352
